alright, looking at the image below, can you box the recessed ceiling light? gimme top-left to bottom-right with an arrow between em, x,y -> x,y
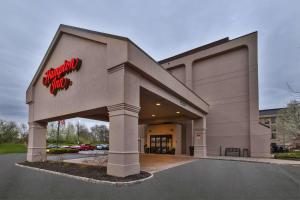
152,114 -> 156,117
156,103 -> 161,106
176,111 -> 180,114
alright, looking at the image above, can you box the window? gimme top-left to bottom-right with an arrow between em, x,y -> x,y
271,132 -> 276,139
260,118 -> 270,125
271,117 -> 276,124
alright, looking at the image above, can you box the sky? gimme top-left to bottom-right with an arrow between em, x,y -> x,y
0,0 -> 300,126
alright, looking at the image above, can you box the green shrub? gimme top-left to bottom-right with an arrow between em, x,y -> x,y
47,148 -> 79,154
274,152 -> 300,160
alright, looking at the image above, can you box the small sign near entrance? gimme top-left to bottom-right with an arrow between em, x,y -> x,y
42,58 -> 82,95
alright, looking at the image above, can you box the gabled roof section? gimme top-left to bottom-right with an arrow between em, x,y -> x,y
60,24 -> 130,41
158,31 -> 258,65
159,37 -> 229,64
27,24 -> 129,92
26,24 -> 209,113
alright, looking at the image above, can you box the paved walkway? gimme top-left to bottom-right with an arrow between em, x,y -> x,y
206,156 -> 300,165
140,154 -> 196,173
64,154 -> 196,173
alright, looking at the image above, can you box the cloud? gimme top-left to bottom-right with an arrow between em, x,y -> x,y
0,0 -> 300,124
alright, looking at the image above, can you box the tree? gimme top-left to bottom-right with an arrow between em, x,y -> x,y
0,120 -> 20,143
75,123 -> 90,144
90,125 -> 109,143
47,122 -> 58,143
276,100 -> 300,146
65,122 -> 76,143
19,123 -> 28,143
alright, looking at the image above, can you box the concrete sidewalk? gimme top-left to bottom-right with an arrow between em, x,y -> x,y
206,156 -> 300,165
64,154 -> 196,173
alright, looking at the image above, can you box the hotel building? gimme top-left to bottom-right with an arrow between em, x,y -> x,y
26,25 -> 270,177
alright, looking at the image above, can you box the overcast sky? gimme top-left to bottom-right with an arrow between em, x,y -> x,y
0,0 -> 300,125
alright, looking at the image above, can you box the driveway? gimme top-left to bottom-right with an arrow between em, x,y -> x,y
1,154 -> 300,200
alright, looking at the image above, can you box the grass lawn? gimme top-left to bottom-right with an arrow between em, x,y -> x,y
274,151 -> 300,160
0,143 -> 27,154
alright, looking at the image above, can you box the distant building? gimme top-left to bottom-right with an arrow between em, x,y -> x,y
259,108 -> 282,145
259,108 -> 300,148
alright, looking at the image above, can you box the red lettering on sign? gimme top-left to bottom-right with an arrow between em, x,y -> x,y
42,58 -> 81,95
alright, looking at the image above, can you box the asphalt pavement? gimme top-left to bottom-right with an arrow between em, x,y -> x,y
0,154 -> 299,200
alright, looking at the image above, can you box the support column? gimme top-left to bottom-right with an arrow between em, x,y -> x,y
107,104 -> 140,177
175,124 -> 182,155
138,125 -> 146,153
185,120 -> 193,155
193,116 -> 207,158
27,121 -> 47,162
107,63 -> 141,177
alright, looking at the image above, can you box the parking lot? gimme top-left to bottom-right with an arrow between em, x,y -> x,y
1,153 -> 300,200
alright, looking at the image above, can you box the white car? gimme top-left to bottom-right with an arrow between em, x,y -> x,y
96,144 -> 109,150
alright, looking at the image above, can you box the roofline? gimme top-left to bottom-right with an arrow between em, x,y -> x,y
159,37 -> 229,64
60,24 -> 130,42
158,31 -> 258,64
259,108 -> 285,112
27,24 -> 209,106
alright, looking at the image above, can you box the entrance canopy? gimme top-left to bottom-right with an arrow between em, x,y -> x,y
26,25 -> 209,177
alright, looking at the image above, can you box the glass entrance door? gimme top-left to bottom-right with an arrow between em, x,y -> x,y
150,135 -> 172,154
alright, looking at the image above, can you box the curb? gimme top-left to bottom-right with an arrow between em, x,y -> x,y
15,163 -> 153,186
202,157 -> 300,165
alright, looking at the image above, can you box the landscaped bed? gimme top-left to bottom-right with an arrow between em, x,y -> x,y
47,148 -> 79,154
274,152 -> 300,160
18,161 -> 151,182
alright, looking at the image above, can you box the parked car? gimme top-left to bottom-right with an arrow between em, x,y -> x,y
102,144 -> 109,150
272,145 -> 289,153
70,145 -> 80,150
96,144 -> 109,150
70,144 -> 96,151
47,144 -> 60,149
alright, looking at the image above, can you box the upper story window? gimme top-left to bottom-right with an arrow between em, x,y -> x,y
271,132 -> 276,139
271,117 -> 276,124
261,118 -> 270,124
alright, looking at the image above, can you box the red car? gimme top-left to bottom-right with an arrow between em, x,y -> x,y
70,144 -> 96,151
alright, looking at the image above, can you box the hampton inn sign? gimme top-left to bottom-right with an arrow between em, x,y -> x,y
26,25 -> 271,177
42,58 -> 82,95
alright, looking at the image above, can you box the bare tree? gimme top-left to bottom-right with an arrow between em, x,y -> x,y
20,123 -> 28,143
287,82 -> 300,100
90,125 -> 109,143
276,100 -> 300,146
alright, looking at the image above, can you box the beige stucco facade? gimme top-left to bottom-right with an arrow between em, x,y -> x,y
159,33 -> 270,157
26,25 -> 270,177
